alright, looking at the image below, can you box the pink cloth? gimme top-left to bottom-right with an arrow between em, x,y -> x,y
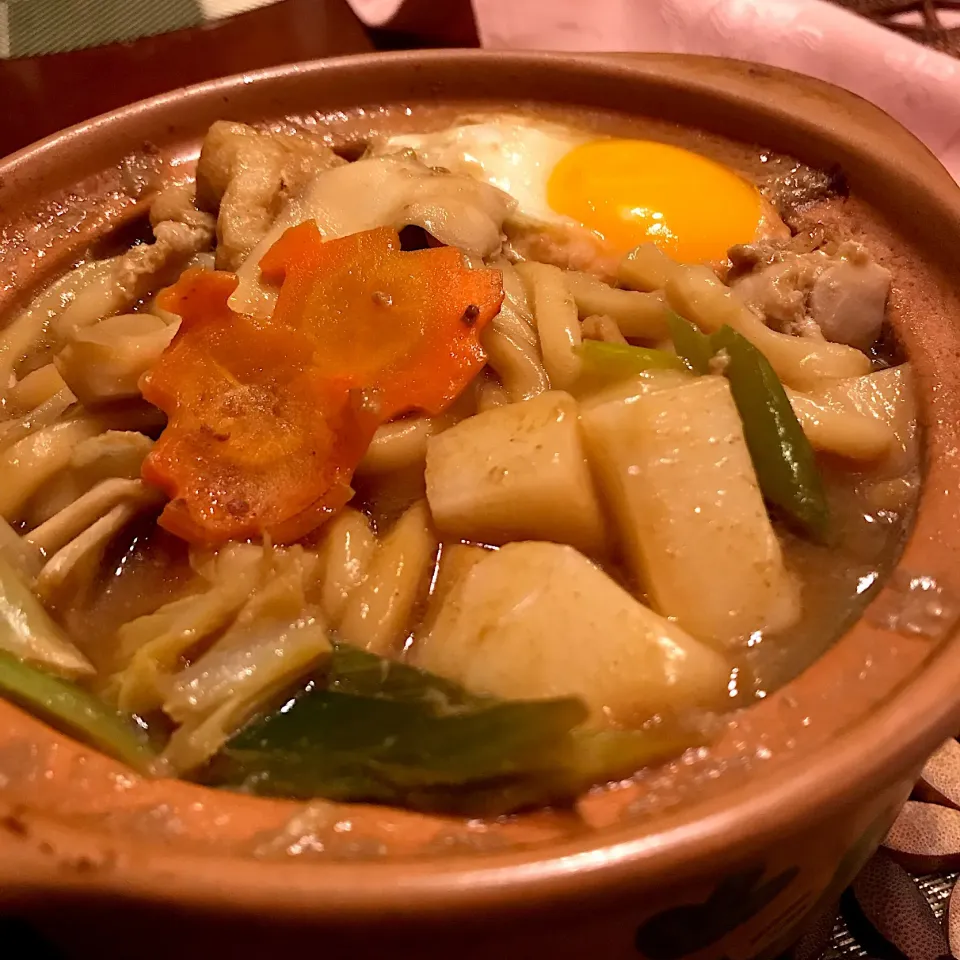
348,0 -> 960,182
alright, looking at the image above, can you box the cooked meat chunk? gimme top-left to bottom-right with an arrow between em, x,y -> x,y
109,184 -> 216,312
729,240 -> 890,347
149,181 -> 216,235
809,254 -> 891,351
55,183 -> 215,339
503,218 -> 620,282
196,121 -> 344,270
726,227 -> 830,281
731,255 -> 824,337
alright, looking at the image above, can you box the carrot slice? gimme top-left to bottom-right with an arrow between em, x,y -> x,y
141,225 -> 503,545
268,222 -> 503,418
142,269 -> 378,544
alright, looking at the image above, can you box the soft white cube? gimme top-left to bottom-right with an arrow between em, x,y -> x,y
581,375 -> 799,648
412,541 -> 729,727
425,391 -> 606,555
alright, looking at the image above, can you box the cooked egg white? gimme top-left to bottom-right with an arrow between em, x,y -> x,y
380,117 -> 787,266
381,119 -> 590,225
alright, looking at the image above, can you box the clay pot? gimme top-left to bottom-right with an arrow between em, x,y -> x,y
1,52 -> 960,960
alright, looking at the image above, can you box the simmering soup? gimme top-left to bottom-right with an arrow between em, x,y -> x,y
0,109 -> 918,817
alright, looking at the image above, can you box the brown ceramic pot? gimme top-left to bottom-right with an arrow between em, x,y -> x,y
1,51 -> 960,960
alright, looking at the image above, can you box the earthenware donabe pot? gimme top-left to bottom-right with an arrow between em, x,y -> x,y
1,51 -> 960,960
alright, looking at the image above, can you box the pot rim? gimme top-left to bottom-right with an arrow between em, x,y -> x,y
3,48 -> 960,919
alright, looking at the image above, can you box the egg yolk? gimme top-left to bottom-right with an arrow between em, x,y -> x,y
546,139 -> 764,263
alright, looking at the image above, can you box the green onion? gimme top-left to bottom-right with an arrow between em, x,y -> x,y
0,650 -> 157,773
208,644 -> 703,816
666,310 -> 714,374
712,325 -> 829,540
327,642 -> 489,709
576,339 -> 685,385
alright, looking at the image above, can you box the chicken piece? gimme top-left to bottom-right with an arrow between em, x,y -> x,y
809,254 -> 891,351
730,254 -> 826,337
55,183 -> 215,339
730,240 -> 890,349
149,181 -> 217,234
725,226 -> 830,280
195,121 -> 344,270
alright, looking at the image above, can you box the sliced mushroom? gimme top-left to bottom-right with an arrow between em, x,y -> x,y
0,418 -> 110,522
6,364 -> 71,414
25,477 -> 153,558
54,312 -> 177,406
0,517 -> 42,582
23,430 -> 154,529
0,257 -> 120,399
0,386 -> 77,453
33,482 -> 164,605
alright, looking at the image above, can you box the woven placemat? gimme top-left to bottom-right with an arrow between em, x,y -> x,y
831,0 -> 960,55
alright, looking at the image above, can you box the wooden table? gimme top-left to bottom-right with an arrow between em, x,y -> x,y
0,0 -> 478,157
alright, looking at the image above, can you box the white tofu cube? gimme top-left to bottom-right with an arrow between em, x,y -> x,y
412,541 -> 729,727
581,375 -> 799,647
425,391 -> 606,555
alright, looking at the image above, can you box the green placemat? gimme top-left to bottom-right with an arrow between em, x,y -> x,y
0,0 -> 279,57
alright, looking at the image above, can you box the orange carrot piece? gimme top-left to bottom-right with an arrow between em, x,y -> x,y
142,269 -> 378,544
141,225 -> 503,545
268,222 -> 503,419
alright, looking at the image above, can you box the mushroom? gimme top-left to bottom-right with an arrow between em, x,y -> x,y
55,312 -> 178,406
22,430 -> 154,528
31,479 -> 164,605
